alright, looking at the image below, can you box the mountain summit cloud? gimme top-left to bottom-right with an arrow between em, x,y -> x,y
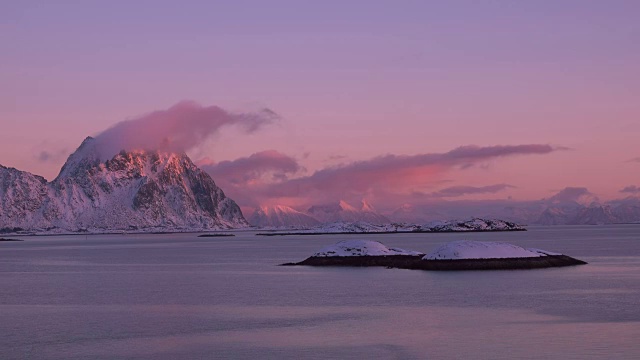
93,101 -> 278,160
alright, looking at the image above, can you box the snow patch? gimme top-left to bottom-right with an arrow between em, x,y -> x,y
424,240 -> 561,260
289,218 -> 524,234
313,240 -> 423,257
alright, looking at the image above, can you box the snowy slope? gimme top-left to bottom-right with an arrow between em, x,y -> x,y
0,137 -> 248,232
307,200 -> 390,224
424,218 -> 525,232
0,165 -> 51,230
313,240 -> 424,257
249,205 -> 320,228
424,240 -> 560,260
287,218 -> 524,234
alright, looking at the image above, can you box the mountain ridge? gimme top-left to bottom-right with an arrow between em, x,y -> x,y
0,137 -> 248,233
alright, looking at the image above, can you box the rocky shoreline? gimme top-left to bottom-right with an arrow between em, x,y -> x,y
197,233 -> 236,237
281,239 -> 587,271
259,228 -> 526,236
283,254 -> 586,270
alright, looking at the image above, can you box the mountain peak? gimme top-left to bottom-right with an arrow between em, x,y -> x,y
2,137 -> 248,232
55,137 -> 101,180
338,200 -> 358,212
307,200 -> 389,224
249,204 -> 319,228
361,199 -> 376,212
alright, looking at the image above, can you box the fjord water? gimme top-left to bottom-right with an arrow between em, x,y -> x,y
1,226 -> 639,359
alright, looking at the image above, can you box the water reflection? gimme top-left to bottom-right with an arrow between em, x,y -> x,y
1,226 -> 639,359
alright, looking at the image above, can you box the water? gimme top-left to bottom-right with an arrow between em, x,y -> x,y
1,225 -> 639,359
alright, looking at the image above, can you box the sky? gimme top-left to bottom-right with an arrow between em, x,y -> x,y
1,1 -> 639,213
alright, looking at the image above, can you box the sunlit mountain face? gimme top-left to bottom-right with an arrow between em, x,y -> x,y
0,137 -> 247,233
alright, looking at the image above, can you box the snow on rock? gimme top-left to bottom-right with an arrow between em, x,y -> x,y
313,240 -> 424,257
424,218 -> 525,232
306,200 -> 390,224
0,137 -> 248,233
307,221 -> 408,233
289,218 -> 523,234
249,205 -> 320,228
424,240 -> 562,260
526,248 -> 562,256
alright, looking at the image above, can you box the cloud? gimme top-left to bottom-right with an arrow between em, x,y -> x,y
200,150 -> 302,207
201,150 -> 302,186
209,143 -> 563,209
627,157 -> 640,163
425,184 -> 515,198
620,185 -> 640,194
546,187 -> 599,205
93,101 -> 278,159
35,148 -> 69,163
324,154 -> 348,163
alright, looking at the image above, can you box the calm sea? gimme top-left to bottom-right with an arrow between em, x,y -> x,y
1,225 -> 639,359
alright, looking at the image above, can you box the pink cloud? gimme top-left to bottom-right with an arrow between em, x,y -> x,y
620,185 -> 640,194
35,148 -> 69,163
546,187 -> 598,204
423,184 -> 515,198
265,144 -> 561,200
93,101 -> 278,159
203,143 -> 564,210
200,150 -> 302,185
199,150 -> 303,208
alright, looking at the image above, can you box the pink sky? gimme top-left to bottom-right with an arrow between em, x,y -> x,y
1,1 -> 639,210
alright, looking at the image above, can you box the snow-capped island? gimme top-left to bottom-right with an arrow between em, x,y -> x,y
425,240 -> 560,260
283,240 -> 586,270
282,240 -> 424,267
258,218 -> 525,236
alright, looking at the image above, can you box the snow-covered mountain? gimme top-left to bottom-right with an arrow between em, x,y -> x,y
611,198 -> 640,223
248,205 -> 320,228
572,204 -> 617,225
535,202 -> 633,225
307,200 -> 390,224
0,137 -> 247,233
536,207 -> 572,225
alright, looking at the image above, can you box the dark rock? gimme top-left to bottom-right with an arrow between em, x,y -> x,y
0,237 -> 23,241
283,255 -> 587,271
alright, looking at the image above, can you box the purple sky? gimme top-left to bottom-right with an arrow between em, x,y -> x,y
1,1 -> 639,210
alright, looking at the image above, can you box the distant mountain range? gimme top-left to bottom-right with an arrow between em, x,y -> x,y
251,196 -> 640,228
2,137 -> 638,233
387,196 -> 640,226
0,137 -> 247,233
249,205 -> 320,228
248,200 -> 390,228
535,200 -> 640,225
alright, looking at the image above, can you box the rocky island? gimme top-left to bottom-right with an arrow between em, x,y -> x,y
283,239 -> 586,270
258,218 -> 525,236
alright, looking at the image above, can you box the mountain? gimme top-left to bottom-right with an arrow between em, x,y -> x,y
610,197 -> 640,223
572,204 -> 617,225
536,207 -> 572,225
535,202 -> 630,225
0,165 -> 51,231
0,137 -> 247,233
248,205 -> 320,228
358,200 -> 391,224
307,200 -> 390,224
